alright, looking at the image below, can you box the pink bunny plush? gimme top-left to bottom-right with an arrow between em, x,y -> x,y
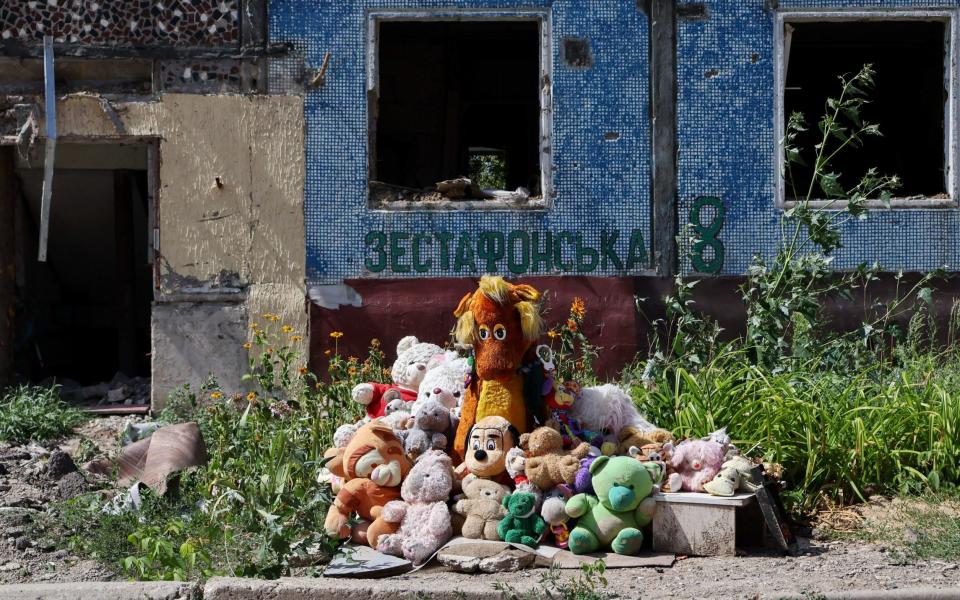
669,439 -> 725,493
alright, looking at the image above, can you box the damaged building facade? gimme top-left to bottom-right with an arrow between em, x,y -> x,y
2,1 -> 959,406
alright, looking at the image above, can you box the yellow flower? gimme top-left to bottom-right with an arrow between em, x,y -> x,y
330,331 -> 344,339
251,323 -> 259,330
298,367 -> 309,375
246,391 -> 257,402
291,335 -> 303,342
261,313 -> 274,320
548,330 -> 558,339
210,391 -> 223,400
371,338 -> 381,348
243,342 -> 252,349
282,325 -> 294,334
382,367 -> 391,378
264,347 -> 274,354
571,297 -> 586,319
348,366 -> 357,376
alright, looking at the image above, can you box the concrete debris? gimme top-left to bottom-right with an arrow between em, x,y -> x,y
44,451 -> 76,480
61,375 -> 151,408
436,542 -> 535,573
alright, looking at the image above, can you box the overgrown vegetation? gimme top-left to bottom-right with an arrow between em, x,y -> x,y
0,384 -> 86,444
54,320 -> 387,580
493,561 -> 610,600
628,64 -> 958,513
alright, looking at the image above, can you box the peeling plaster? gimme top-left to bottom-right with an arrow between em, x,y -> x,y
308,284 -> 363,310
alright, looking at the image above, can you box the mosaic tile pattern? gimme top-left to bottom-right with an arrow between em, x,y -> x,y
269,1 -> 653,285
160,59 -> 242,92
0,0 -> 239,46
677,0 -> 960,275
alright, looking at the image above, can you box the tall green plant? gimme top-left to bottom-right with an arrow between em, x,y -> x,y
745,64 -> 911,369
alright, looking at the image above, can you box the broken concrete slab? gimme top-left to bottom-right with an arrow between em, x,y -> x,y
0,581 -> 199,600
151,302 -> 247,410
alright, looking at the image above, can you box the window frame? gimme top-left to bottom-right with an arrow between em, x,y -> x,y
365,9 -> 553,212
774,9 -> 959,210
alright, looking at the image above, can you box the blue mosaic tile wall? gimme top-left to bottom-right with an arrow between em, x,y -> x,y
269,1 -> 652,285
678,0 -> 960,275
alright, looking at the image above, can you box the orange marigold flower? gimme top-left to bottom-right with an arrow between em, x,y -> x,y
282,325 -> 294,334
298,367 -> 309,375
547,330 -> 558,339
246,391 -> 257,402
243,342 -> 252,350
567,319 -> 578,332
291,335 -> 303,342
330,331 -> 344,339
571,297 -> 586,318
210,391 -> 223,400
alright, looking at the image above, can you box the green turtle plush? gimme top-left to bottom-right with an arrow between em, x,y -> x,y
497,492 -> 546,548
564,455 -> 661,555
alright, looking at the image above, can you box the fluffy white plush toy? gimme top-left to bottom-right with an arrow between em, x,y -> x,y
571,383 -> 659,441
351,336 -> 445,419
414,356 -> 471,413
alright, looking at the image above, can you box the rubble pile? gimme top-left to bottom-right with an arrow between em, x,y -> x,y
53,373 -> 151,409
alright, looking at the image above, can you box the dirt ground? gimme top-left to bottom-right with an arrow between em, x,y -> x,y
0,416 -> 139,584
1,417 -> 958,599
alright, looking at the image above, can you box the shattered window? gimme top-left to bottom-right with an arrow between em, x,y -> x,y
783,19 -> 949,201
370,20 -> 543,207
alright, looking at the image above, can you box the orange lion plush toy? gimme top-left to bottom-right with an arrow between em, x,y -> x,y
452,276 -> 545,464
323,421 -> 412,548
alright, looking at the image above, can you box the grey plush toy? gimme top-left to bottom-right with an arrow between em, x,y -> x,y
401,398 -> 453,457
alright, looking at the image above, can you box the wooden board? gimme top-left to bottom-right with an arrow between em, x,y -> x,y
653,491 -> 756,507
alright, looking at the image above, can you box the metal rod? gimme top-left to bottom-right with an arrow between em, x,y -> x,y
37,35 -> 57,263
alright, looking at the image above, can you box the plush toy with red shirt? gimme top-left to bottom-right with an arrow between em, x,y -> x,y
351,336 -> 445,419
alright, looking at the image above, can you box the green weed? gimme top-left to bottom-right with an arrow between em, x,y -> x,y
0,384 -> 86,444
493,561 -> 610,600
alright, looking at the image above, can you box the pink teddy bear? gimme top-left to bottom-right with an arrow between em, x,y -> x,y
669,439 -> 725,493
377,450 -> 454,564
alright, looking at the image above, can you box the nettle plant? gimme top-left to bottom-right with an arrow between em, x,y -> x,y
744,63 -> 934,370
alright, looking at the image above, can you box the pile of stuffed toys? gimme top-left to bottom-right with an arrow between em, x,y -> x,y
322,276 -> 765,566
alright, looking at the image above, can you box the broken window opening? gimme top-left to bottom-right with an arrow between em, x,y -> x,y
782,19 -> 949,202
10,142 -> 154,406
370,19 -> 544,207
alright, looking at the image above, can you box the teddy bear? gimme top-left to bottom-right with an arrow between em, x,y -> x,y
540,484 -> 573,549
498,492 -> 546,548
452,473 -> 510,541
400,398 -> 454,458
376,450 -> 454,565
414,355 -> 470,414
379,397 -> 413,433
669,438 -> 725,493
352,336 -> 444,419
565,456 -> 661,555
631,442 -> 681,492
522,426 -> 591,490
455,415 -> 519,486
616,425 -> 674,456
323,421 -> 412,548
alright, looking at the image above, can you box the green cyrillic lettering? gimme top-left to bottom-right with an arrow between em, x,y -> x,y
507,230 -> 530,274
454,232 -> 477,272
575,233 -> 599,272
389,232 -> 410,273
600,229 -> 624,270
364,231 -> 387,273
477,231 -> 505,272
626,228 -> 648,270
412,233 -> 432,273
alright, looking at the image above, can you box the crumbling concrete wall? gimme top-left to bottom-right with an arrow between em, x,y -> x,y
48,93 -> 306,409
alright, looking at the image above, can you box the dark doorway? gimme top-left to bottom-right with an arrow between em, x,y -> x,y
373,20 -> 542,196
784,20 -> 947,199
12,143 -> 153,385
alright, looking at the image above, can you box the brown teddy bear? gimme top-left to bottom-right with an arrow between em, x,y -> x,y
616,426 -> 674,456
452,474 -> 510,540
630,441 -> 680,492
521,426 -> 590,490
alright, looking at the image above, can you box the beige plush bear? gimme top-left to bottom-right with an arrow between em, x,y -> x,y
522,426 -> 591,490
452,474 -> 510,540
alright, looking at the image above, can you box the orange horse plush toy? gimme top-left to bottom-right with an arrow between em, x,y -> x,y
452,276 -> 545,464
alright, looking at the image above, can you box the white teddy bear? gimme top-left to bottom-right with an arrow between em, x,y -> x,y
351,336 -> 444,419
413,356 -> 471,416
